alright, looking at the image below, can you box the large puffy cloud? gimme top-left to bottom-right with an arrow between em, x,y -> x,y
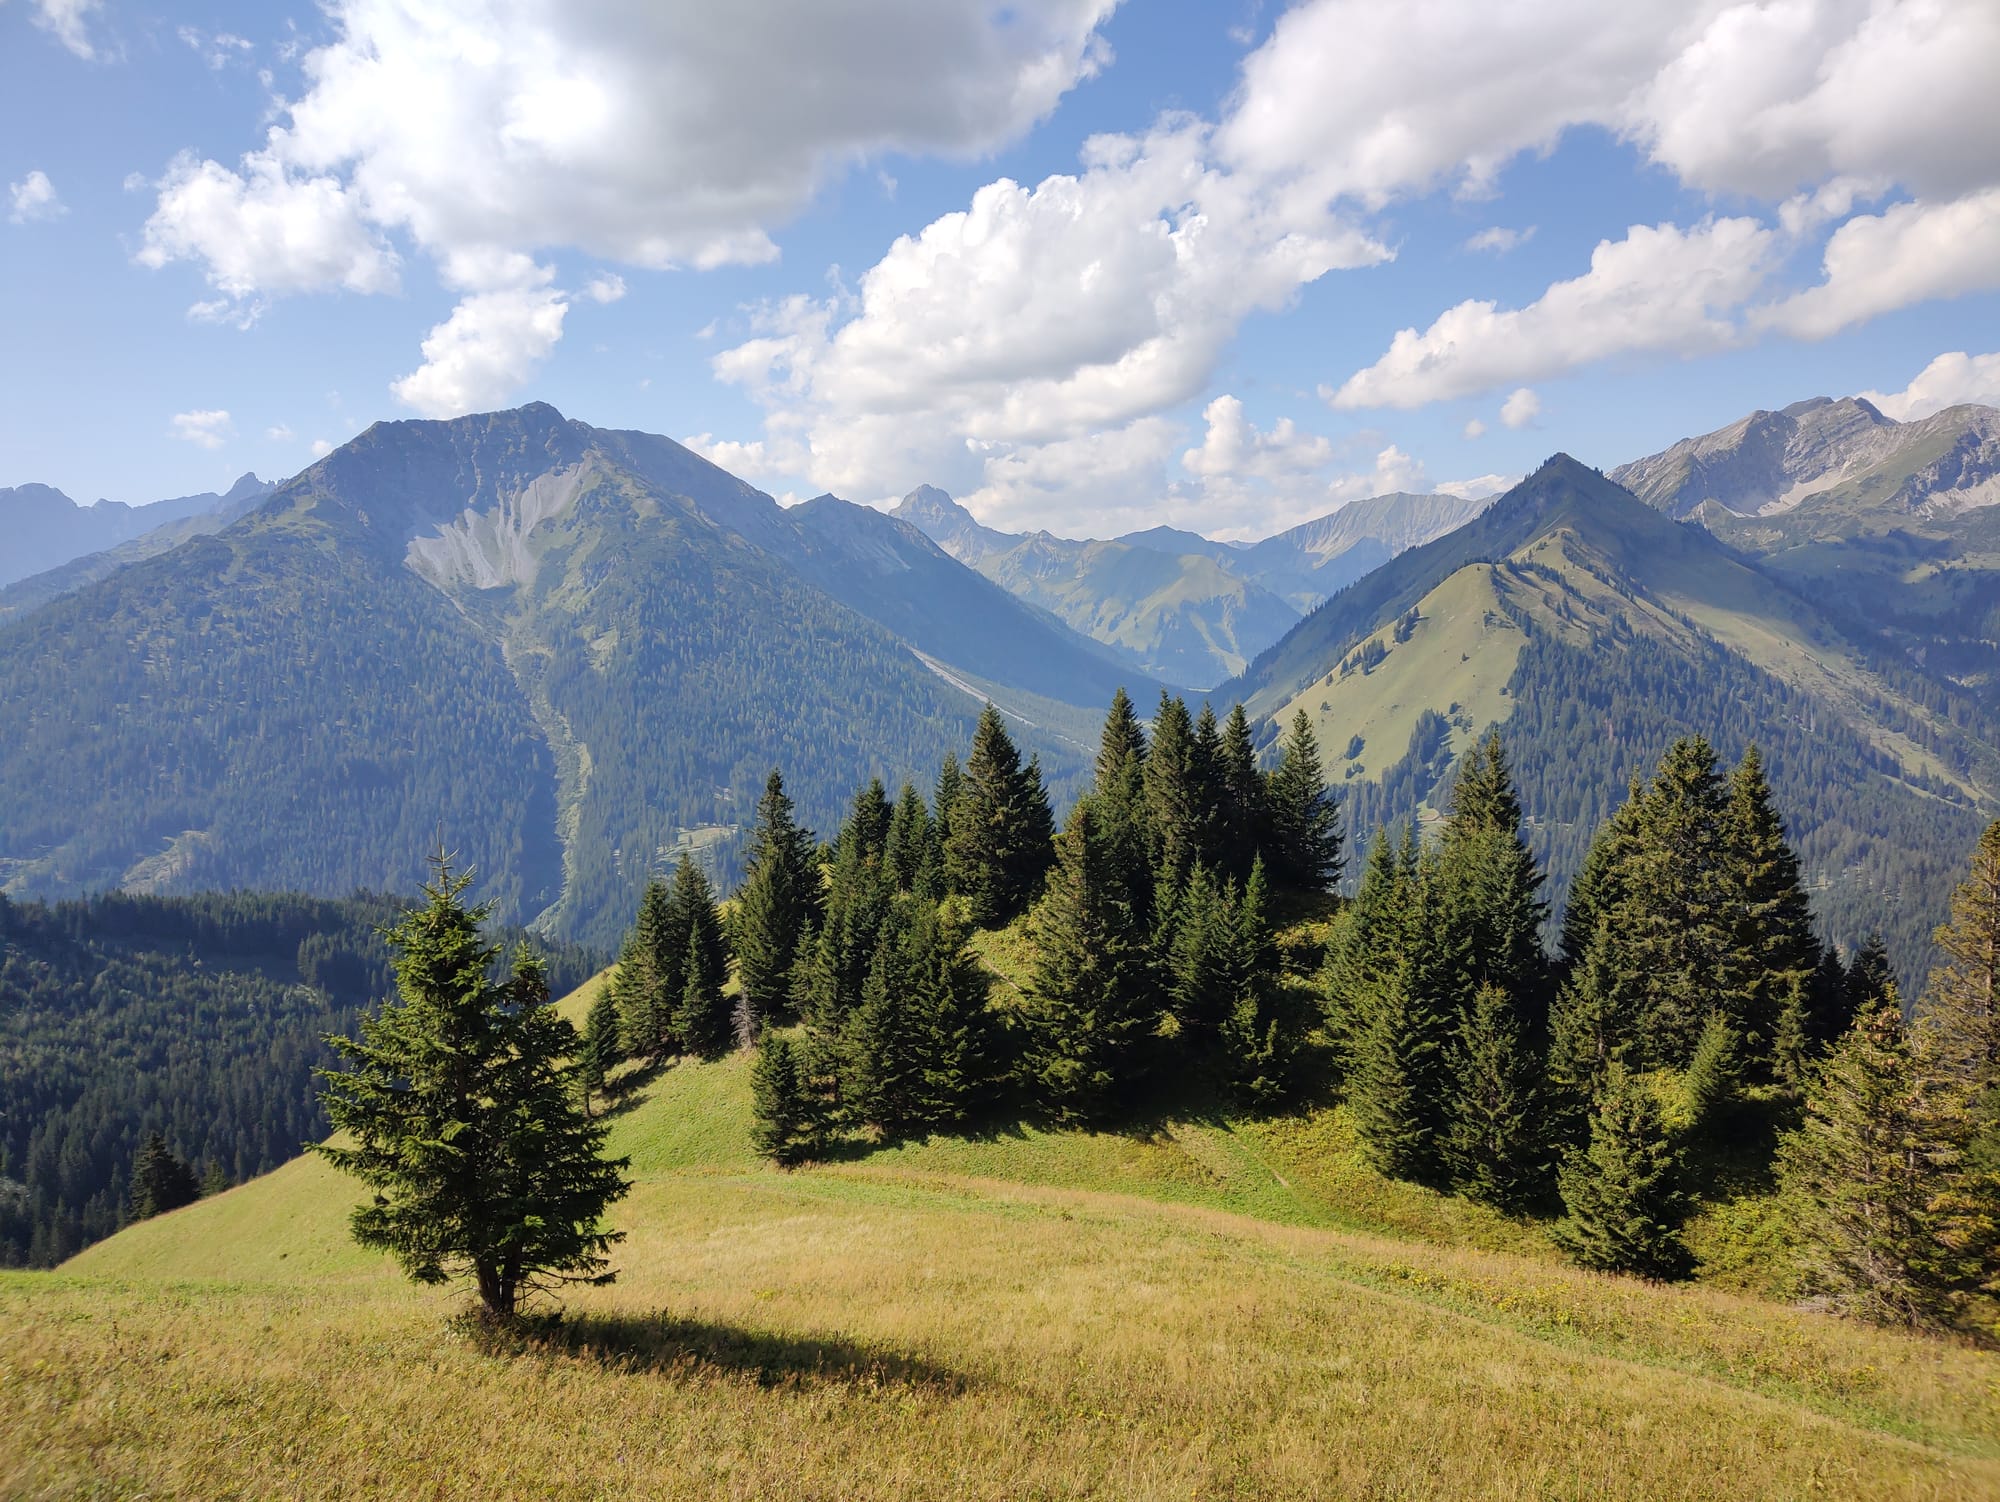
138,0 -> 1117,330
391,259 -> 570,418
1333,218 -> 1777,409
139,152 -> 399,298
1269,0 -> 2000,409
714,121 -> 1386,526
1859,351 -> 2000,422
1222,0 -> 2000,206
1759,187 -> 2000,340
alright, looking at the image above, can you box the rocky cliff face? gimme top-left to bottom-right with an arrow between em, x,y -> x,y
1610,397 -> 2000,522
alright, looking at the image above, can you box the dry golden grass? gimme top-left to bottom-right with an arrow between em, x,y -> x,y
9,1032 -> 2000,1500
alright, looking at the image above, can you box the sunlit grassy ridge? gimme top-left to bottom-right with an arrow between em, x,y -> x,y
13,974 -> 2000,1498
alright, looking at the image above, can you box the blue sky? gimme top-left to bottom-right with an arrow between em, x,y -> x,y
4,0 -> 1997,538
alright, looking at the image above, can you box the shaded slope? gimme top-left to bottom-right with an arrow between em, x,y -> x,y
777,495 -> 1145,707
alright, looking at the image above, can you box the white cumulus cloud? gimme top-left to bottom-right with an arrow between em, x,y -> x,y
1758,187 -> 2000,340
1500,388 -> 1541,429
1220,0 -> 2000,208
136,0 -> 1122,404
8,170 -> 65,223
170,409 -> 235,449
1858,351 -> 2000,422
139,152 -> 400,299
392,282 -> 569,418
713,119 -> 1385,528
1333,218 -> 1778,409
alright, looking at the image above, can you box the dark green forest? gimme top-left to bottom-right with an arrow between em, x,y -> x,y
0,889 -> 597,1266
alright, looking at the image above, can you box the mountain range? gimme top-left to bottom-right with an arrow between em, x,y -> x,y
0,406 -> 1135,949
0,394 -> 1993,972
0,472 -> 273,596
893,485 -> 1490,685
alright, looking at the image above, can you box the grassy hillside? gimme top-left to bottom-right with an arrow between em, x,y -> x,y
12,965 -> 1999,1498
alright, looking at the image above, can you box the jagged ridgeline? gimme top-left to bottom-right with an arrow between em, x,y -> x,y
0,405 -> 1137,950
0,888 -> 598,1266
1225,455 -> 2000,983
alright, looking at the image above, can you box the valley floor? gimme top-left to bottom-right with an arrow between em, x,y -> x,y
7,1011 -> 1999,1498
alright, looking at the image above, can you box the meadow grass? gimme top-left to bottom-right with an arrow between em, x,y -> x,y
11,980 -> 2000,1497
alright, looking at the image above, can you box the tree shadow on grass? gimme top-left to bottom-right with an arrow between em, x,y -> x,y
483,1309 -> 969,1392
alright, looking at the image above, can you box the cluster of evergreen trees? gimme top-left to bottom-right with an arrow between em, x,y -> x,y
1326,731 -> 2000,1321
733,692 -> 1343,1154
1325,735 -> 1881,1270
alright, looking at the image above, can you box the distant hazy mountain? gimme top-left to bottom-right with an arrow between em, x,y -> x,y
1224,455 -> 1999,982
0,472 -> 272,590
892,485 -> 1490,687
0,406 -> 1114,949
1234,490 -> 1495,611
1613,398 -> 2000,701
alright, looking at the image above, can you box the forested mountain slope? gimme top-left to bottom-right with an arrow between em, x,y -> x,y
1224,456 -> 2000,980
0,406 -> 1104,948
0,888 -> 597,1266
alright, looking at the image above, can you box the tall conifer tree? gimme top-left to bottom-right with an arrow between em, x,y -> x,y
945,706 -> 1053,926
1721,746 -> 1821,1060
1779,994 -> 1982,1328
1348,845 -> 1450,1182
1217,703 -> 1267,880
1143,693 -> 1203,890
1093,688 -> 1155,923
1266,710 -> 1343,893
733,770 -> 819,1028
612,878 -> 679,1060
1446,983 -> 1548,1210
1023,801 -> 1155,1121
884,782 -> 934,896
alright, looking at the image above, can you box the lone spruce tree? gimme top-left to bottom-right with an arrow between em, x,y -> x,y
317,858 -> 630,1320
1552,1063 -> 1692,1279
